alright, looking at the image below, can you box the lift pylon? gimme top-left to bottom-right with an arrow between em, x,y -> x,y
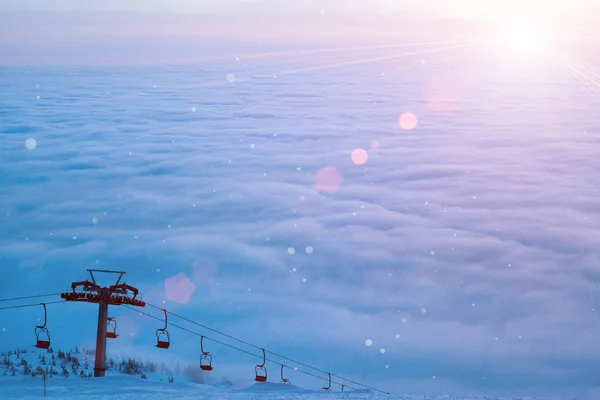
61,269 -> 146,377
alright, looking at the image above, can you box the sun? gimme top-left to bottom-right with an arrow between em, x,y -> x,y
502,26 -> 549,54
489,20 -> 556,59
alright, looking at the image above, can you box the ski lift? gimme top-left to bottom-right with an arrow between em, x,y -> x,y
34,303 -> 51,349
322,372 -> 331,391
107,317 -> 118,339
341,384 -> 345,392
200,336 -> 213,371
254,348 -> 267,382
156,309 -> 170,349
281,364 -> 290,384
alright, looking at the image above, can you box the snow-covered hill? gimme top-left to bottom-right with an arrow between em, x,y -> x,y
0,348 -> 556,400
0,347 -> 391,400
1,375 -> 391,400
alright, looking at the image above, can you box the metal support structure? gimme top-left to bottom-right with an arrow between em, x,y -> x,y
61,269 -> 145,378
94,302 -> 108,377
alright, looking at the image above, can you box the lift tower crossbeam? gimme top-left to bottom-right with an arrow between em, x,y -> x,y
61,269 -> 145,377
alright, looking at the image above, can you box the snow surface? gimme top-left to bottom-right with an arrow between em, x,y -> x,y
0,375 -> 541,400
0,348 -> 550,400
0,348 -> 389,400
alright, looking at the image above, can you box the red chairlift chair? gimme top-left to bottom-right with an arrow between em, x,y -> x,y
200,336 -> 213,371
34,303 -> 51,349
255,348 -> 267,382
107,317 -> 118,339
156,309 -> 170,349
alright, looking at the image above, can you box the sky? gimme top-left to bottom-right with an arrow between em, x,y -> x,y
2,1 -> 600,399
1,0 -> 599,65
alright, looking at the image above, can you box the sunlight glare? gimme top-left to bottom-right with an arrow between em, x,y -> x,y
491,21 -> 554,59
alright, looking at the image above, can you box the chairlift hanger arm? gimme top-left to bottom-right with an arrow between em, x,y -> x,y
36,303 -> 47,329
201,336 -> 209,355
323,372 -> 331,390
161,308 -> 168,330
258,348 -> 266,368
281,364 -> 290,383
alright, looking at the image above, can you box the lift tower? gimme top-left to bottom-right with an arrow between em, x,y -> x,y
61,269 -> 146,377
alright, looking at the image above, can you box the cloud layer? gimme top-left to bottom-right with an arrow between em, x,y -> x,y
1,42 -> 600,398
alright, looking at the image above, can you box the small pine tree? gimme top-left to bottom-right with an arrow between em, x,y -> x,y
75,346 -> 79,354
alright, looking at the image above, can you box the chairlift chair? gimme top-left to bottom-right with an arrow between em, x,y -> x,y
34,303 -> 51,349
255,348 -> 267,382
156,309 -> 170,349
200,336 -> 213,371
107,317 -> 118,339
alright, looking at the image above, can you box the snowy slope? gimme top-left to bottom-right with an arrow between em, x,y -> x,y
0,375 -> 395,400
0,348 -> 555,400
0,347 -> 390,399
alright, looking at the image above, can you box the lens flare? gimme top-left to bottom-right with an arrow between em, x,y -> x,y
351,148 -> 368,165
399,112 -> 418,130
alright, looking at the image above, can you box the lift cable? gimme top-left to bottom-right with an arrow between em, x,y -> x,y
0,293 -> 64,303
123,305 -> 361,391
0,300 -> 66,311
145,302 -> 390,395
